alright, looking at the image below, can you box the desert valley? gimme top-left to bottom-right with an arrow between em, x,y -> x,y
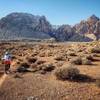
0,41 -> 100,100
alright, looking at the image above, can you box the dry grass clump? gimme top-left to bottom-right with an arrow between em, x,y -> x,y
27,63 -> 55,74
67,51 -> 77,56
37,64 -> 55,74
96,78 -> 100,87
27,57 -> 37,64
45,51 -> 53,57
30,63 -> 38,69
16,61 -> 21,64
70,57 -> 93,65
39,52 -> 45,57
70,57 -> 82,65
85,55 -> 94,61
54,55 -> 65,61
41,64 -> 55,72
16,62 -> 30,72
91,47 -> 100,53
20,62 -> 30,68
55,66 -> 80,80
93,53 -> 100,57
36,60 -> 46,65
82,58 -> 92,65
11,55 -> 17,60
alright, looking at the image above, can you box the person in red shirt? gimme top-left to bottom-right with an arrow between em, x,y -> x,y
2,51 -> 12,74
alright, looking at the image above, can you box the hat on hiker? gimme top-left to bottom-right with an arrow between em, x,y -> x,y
5,52 -> 9,55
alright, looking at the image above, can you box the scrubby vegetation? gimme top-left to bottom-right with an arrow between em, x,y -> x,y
70,57 -> 82,65
36,60 -> 46,65
70,57 -> 93,65
96,78 -> 100,87
54,55 -> 65,61
85,55 -> 94,61
55,66 -> 80,80
41,64 -> 55,72
0,42 -> 100,100
16,62 -> 30,72
27,57 -> 37,63
91,47 -> 100,53
82,58 -> 92,65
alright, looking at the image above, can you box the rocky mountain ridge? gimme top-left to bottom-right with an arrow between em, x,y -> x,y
0,13 -> 100,41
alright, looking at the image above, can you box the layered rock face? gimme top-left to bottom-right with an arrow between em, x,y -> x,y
54,25 -> 74,41
0,13 -> 52,39
54,24 -> 93,42
73,15 -> 100,40
0,13 -> 100,41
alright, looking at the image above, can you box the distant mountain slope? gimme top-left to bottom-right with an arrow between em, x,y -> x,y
0,13 -> 52,39
0,13 -> 100,41
54,25 -> 93,42
73,15 -> 100,40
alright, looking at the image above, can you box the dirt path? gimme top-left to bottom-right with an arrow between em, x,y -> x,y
0,61 -> 15,87
0,74 -> 7,87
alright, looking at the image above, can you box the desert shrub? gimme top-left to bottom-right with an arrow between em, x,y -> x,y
55,66 -> 80,80
85,55 -> 94,61
30,63 -> 38,69
19,62 -> 30,68
31,52 -> 38,56
14,74 -> 22,78
36,65 -> 43,71
55,62 -> 64,67
96,78 -> 100,87
39,70 -> 46,74
27,57 -> 37,63
67,52 -> 77,56
39,52 -> 45,57
17,62 -> 30,73
41,64 -> 55,72
91,47 -> 100,53
16,61 -> 21,64
36,60 -> 46,65
12,55 -> 17,60
70,57 -> 82,65
93,54 -> 100,57
82,58 -> 92,65
54,55 -> 65,61
18,58 -> 23,62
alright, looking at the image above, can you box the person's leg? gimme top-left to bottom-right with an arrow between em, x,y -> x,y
8,64 -> 11,73
5,64 -> 10,74
5,64 -> 8,74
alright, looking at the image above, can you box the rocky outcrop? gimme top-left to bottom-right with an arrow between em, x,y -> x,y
54,24 -> 93,42
74,15 -> 100,40
0,13 -> 100,41
54,25 -> 74,41
0,13 -> 52,40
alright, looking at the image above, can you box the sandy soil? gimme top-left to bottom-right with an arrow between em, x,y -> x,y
0,41 -> 100,100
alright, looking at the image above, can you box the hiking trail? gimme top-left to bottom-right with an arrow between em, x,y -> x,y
0,74 -> 7,87
0,61 -> 15,87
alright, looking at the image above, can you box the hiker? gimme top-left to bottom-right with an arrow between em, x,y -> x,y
2,51 -> 12,74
